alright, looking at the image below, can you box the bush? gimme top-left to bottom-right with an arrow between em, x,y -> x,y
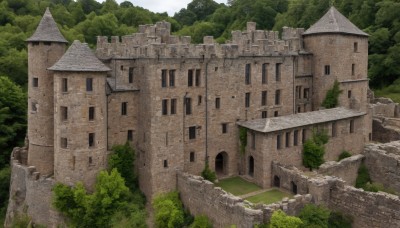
153,191 -> 184,228
190,215 -> 212,228
338,151 -> 352,161
201,161 -> 217,182
299,204 -> 330,228
328,211 -> 352,228
322,80 -> 341,109
109,143 -> 137,191
355,164 -> 371,188
302,139 -> 325,170
269,210 -> 303,228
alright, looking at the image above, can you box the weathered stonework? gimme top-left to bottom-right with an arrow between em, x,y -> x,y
318,154 -> 364,186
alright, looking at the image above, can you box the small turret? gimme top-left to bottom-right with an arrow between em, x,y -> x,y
26,8 -> 67,176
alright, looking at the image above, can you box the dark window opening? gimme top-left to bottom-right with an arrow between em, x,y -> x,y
129,67 -> 134,83
128,130 -> 133,141
185,97 -> 192,115
275,63 -> 281,81
274,111 -> 279,117
162,99 -> 168,115
171,99 -> 177,115
294,130 -> 298,146
262,91 -> 267,106
161,69 -> 167,87
190,152 -> 195,162
61,137 -> 67,149
302,129 -> 306,143
33,78 -> 38,87
325,65 -> 330,75
350,120 -> 355,133
169,70 -> 175,87
89,133 -> 95,148
195,69 -> 201,86
297,106 -> 301,113
189,126 -> 196,139
262,63 -> 268,84
352,64 -> 355,76
332,122 -> 337,137
215,97 -> 220,109
348,90 -> 352,98
88,156 -> 93,165
163,160 -> 168,168
248,156 -> 254,177
286,132 -> 290,147
89,107 -> 95,121
198,95 -> 202,105
245,93 -> 250,108
62,78 -> 68,92
61,106 -> 68,121
277,134 -> 281,150
188,69 -> 193,87
354,42 -> 358,52
245,64 -> 251,85
120,65 -> 124,71
121,102 -> 127,115
86,78 -> 93,92
275,90 -> 281,105
262,111 -> 267,119
274,176 -> 280,187
222,123 -> 228,134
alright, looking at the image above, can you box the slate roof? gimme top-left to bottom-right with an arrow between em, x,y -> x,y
237,107 -> 365,133
303,7 -> 368,37
48,40 -> 110,72
26,8 -> 68,43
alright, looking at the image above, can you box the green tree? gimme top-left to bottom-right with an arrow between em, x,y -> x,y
355,163 -> 371,188
269,210 -> 303,228
328,211 -> 352,228
322,80 -> 341,109
190,215 -> 213,228
153,191 -> 185,228
302,130 -> 328,170
109,143 -> 137,191
299,204 -> 330,228
0,166 -> 11,219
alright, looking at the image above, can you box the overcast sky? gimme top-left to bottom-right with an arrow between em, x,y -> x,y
97,0 -> 227,16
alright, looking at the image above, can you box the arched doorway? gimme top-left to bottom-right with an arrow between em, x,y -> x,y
248,156 -> 254,177
291,181 -> 298,194
274,176 -> 280,187
215,152 -> 228,175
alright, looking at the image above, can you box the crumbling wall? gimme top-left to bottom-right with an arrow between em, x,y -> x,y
364,142 -> 400,192
372,117 -> 400,142
318,154 -> 364,186
5,147 -> 65,227
176,171 -> 311,227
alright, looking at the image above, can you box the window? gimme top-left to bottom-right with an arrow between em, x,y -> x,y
88,156 -> 93,165
275,90 -> 281,105
274,111 -> 279,117
262,111 -> 267,118
222,123 -> 227,134
61,137 -> 67,148
185,97 -> 192,115
297,106 -> 301,113
352,64 -> 355,76
348,90 -> 352,98
245,92 -> 250,108
332,122 -> 337,137
188,69 -> 193,87
215,97 -> 220,109
304,88 -> 310,99
120,65 -> 124,71
33,78 -> 38,87
89,107 -> 95,121
277,134 -> 281,150
302,129 -> 306,143
89,133 -> 95,147
171,99 -> 177,115
275,63 -> 281,81
189,126 -> 196,139
162,99 -> 168,115
61,106 -> 68,121
129,67 -> 134,83
62,78 -> 68,92
127,130 -> 133,141
32,101 -> 37,112
350,120 -> 355,133
190,152 -> 195,162
354,42 -> 358,52
296,86 -> 302,99
86,78 -> 93,92
294,130 -> 298,146
195,69 -> 201,86
161,69 -> 167,87
245,64 -> 251,85
121,102 -> 127,115
163,160 -> 168,168
251,132 -> 256,149
324,65 -> 330,75
286,132 -> 290,147
262,63 -> 268,84
169,70 -> 175,87
198,95 -> 202,105
261,91 -> 267,106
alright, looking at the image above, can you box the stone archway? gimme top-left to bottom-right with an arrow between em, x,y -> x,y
215,151 -> 228,175
291,181 -> 298,194
248,156 -> 254,177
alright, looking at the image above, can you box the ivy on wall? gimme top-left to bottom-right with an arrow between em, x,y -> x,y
322,80 -> 342,109
239,127 -> 248,155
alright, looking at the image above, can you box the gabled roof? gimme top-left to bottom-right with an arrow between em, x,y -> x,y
303,7 -> 368,37
27,7 -> 68,43
48,40 -> 110,72
237,107 -> 365,133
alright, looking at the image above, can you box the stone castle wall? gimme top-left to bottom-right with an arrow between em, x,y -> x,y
318,154 -> 364,186
176,171 -> 312,227
5,147 -> 64,227
371,97 -> 400,142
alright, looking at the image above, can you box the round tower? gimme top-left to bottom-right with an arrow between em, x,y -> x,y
26,8 -> 68,175
303,6 -> 369,112
49,40 -> 110,190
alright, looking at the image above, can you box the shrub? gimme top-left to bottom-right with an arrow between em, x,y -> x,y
153,191 -> 184,228
109,143 -> 137,191
328,211 -> 352,228
355,164 -> 371,188
201,161 -> 217,182
190,215 -> 213,228
338,151 -> 352,161
322,80 -> 341,109
299,204 -> 330,228
269,210 -> 303,228
302,139 -> 325,170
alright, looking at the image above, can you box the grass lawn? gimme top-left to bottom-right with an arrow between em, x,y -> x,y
215,177 -> 261,196
245,189 -> 293,205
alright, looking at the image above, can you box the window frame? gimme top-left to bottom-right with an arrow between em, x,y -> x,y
86,77 -> 93,92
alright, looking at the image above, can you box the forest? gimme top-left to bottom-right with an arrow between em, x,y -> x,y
1,0 -> 400,224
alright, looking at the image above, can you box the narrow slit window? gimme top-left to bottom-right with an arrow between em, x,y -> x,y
161,69 -> 167,87
121,102 -> 127,115
86,78 -> 93,92
185,97 -> 192,115
262,63 -> 268,84
324,65 -> 330,75
129,67 -> 134,83
89,133 -> 95,148
277,134 -> 281,150
190,152 -> 195,162
162,99 -> 168,115
195,69 -> 201,86
189,126 -> 196,139
245,64 -> 251,85
222,123 -> 228,134
275,90 -> 281,105
350,120 -> 355,133
294,130 -> 298,146
262,91 -> 267,106
171,98 -> 177,115
163,160 -> 168,168
275,63 -> 281,81
89,107 -> 95,121
245,93 -> 250,108
62,78 -> 68,92
169,70 -> 175,87
61,106 -> 68,121
286,132 -> 290,148
127,130 -> 133,141
61,137 -> 68,149
352,64 -> 355,76
33,78 -> 38,87
188,69 -> 193,87
215,97 -> 220,109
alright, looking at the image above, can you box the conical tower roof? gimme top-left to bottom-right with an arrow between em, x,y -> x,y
303,6 -> 368,37
27,8 -> 68,43
48,40 -> 110,72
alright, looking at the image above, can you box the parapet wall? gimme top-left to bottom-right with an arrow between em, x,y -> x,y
318,154 -> 364,186
96,21 -> 305,59
364,142 -> 400,192
5,147 -> 64,227
176,171 -> 311,227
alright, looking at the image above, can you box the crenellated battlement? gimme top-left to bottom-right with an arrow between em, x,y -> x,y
96,21 -> 305,59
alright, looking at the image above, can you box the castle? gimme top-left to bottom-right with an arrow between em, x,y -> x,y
24,6 -> 372,200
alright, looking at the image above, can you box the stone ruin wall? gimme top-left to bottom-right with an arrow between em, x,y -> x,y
318,154 -> 364,186
5,147 -> 64,227
96,21 -> 305,60
364,141 -> 400,192
176,171 -> 312,227
272,160 -> 400,228
370,97 -> 400,142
